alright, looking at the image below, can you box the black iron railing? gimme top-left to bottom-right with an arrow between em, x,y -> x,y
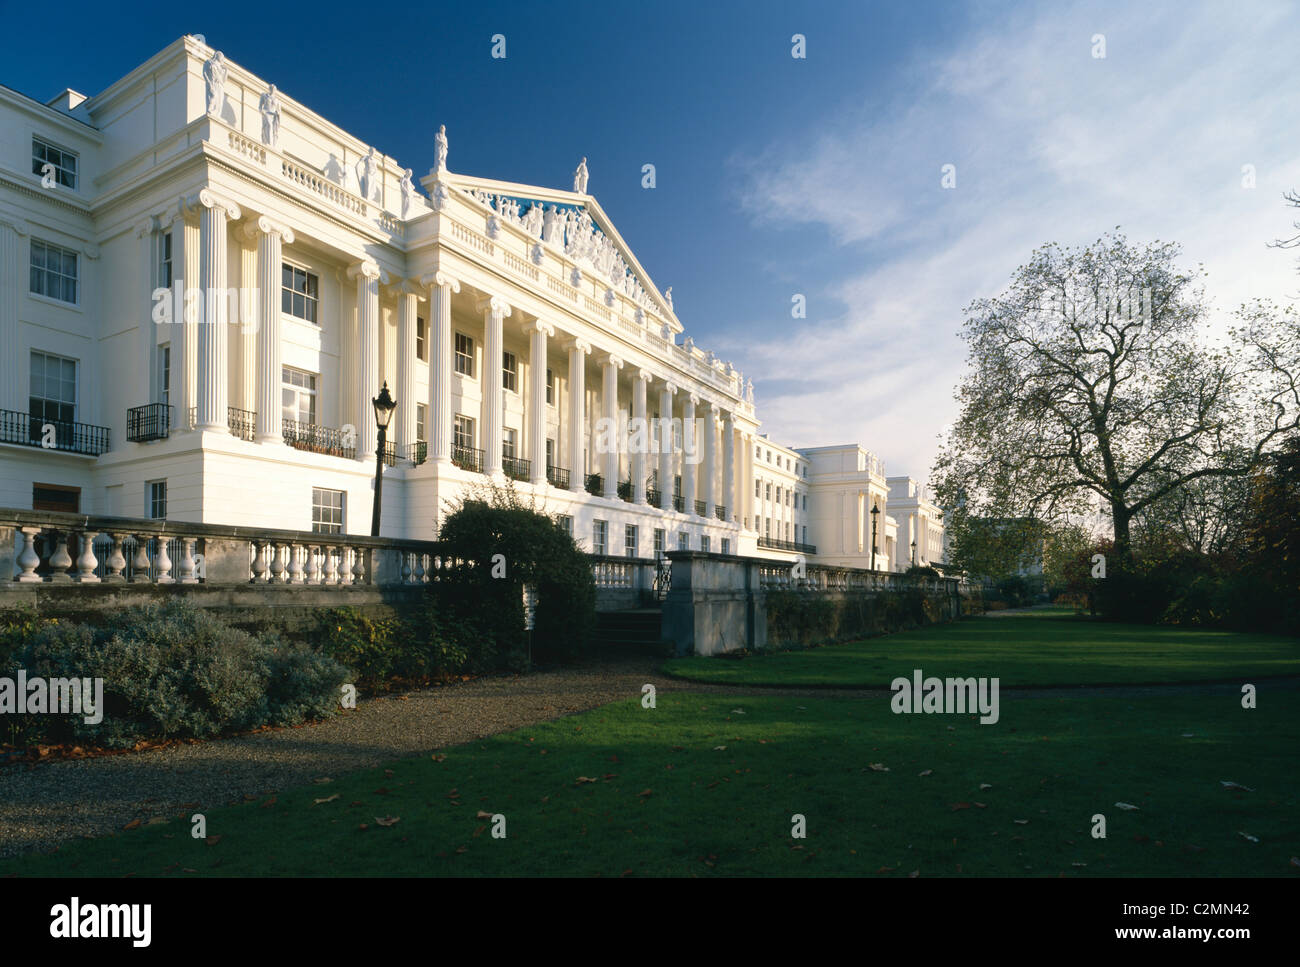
757,536 -> 818,555
694,500 -> 707,516
283,419 -> 357,459
646,487 -> 662,507
585,473 -> 602,495
672,494 -> 684,512
406,441 -> 428,466
502,454 -> 531,481
451,444 -> 484,473
127,403 -> 172,442
1,408 -> 110,456
715,504 -> 727,521
227,406 -> 256,442
617,479 -> 633,502
547,464 -> 570,488
381,440 -> 398,468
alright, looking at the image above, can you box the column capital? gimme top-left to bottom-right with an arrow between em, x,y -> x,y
685,392 -> 700,407
523,319 -> 555,338
567,337 -> 592,355
634,369 -> 653,384
603,353 -> 623,370
389,278 -> 427,300
347,259 -> 388,283
420,270 -> 461,292
135,215 -> 158,238
242,215 -> 296,244
661,380 -> 678,396
0,217 -> 28,237
186,188 -> 243,221
476,294 -> 512,318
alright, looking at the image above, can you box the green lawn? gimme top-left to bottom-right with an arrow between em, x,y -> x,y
663,611 -> 1300,688
5,689 -> 1296,876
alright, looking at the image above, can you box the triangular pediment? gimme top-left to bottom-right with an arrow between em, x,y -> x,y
432,171 -> 681,330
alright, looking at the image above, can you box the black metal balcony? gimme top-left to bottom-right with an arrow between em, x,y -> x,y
451,444 -> 484,473
227,406 -> 256,442
1,408 -> 110,456
646,487 -> 662,507
715,504 -> 727,521
585,473 -> 602,495
617,479 -> 633,502
407,440 -> 428,466
127,403 -> 172,442
381,439 -> 398,468
757,536 -> 818,555
546,464 -> 570,488
694,500 -> 707,516
672,494 -> 684,512
502,454 -> 531,481
283,419 -> 357,459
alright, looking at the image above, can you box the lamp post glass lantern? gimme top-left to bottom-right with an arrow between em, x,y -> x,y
371,382 -> 397,537
911,539 -> 917,566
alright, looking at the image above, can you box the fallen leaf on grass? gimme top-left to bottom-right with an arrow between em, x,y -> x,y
1238,831 -> 1259,843
312,777 -> 333,785
260,797 -> 277,808
375,816 -> 401,827
973,802 -> 987,809
908,871 -> 920,878
122,819 -> 141,830
430,754 -> 446,762
1013,819 -> 1029,825
867,763 -> 889,772
1115,802 -> 1140,811
1289,857 -> 1300,868
1220,781 -> 1255,792
918,769 -> 933,777
455,845 -> 467,854
730,709 -> 745,714
314,794 -> 339,805
712,746 -> 726,751
637,789 -> 653,798
979,783 -> 992,790
575,776 -> 598,785
205,835 -> 221,846
475,810 -> 493,819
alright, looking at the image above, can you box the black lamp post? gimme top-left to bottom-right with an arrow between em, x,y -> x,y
870,501 -> 880,574
911,539 -> 917,566
370,382 -> 396,537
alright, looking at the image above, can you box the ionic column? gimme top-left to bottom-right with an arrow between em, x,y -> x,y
722,411 -> 735,522
395,280 -> 425,455
170,202 -> 200,430
194,189 -> 241,431
601,353 -> 623,499
566,339 -> 591,489
478,295 -> 511,476
422,271 -> 459,466
135,216 -> 158,410
0,220 -> 25,412
632,370 -> 650,503
248,217 -> 294,443
657,381 -> 677,510
348,259 -> 387,459
525,320 -> 553,485
237,232 -> 257,414
682,393 -> 698,513
702,403 -> 717,518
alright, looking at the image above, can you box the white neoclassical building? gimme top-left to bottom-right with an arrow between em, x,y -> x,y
0,36 -> 941,570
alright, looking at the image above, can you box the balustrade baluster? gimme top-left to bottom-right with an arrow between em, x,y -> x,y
154,537 -> 174,584
104,533 -> 127,582
16,527 -> 42,582
304,545 -> 319,584
413,553 -> 426,584
323,546 -> 339,585
288,543 -> 305,584
351,547 -> 366,585
178,538 -> 199,584
268,542 -> 286,584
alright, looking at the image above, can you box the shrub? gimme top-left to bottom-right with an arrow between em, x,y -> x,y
16,600 -> 348,749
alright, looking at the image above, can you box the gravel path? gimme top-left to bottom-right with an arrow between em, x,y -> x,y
2,654 -> 1296,859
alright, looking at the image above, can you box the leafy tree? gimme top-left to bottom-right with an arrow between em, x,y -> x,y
934,232 -> 1300,577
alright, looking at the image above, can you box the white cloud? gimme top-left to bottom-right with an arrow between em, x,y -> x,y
725,0 -> 1300,486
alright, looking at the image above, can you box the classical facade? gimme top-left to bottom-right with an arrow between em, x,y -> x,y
0,36 -> 941,571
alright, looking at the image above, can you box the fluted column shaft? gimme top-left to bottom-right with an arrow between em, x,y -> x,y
350,261 -> 384,459
567,340 -> 590,489
426,273 -> 458,465
601,355 -> 622,498
253,219 -> 292,442
682,395 -> 698,513
196,191 -> 240,431
702,403 -> 717,518
396,285 -> 420,453
658,383 -> 676,510
527,322 -> 552,485
480,297 -> 510,476
722,412 -> 735,522
632,371 -> 649,503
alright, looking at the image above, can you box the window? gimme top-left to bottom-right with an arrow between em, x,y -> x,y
312,488 -> 345,534
454,414 -> 475,449
415,403 -> 427,443
802,525 -> 807,544
678,531 -> 689,551
416,316 -> 427,361
29,351 -> 76,425
765,483 -> 772,501
502,351 -> 518,392
766,450 -> 772,462
593,519 -> 608,555
503,427 -> 518,459
776,486 -> 781,503
755,445 -> 761,458
721,538 -> 730,555
653,528 -> 665,557
32,137 -> 77,189
625,524 -> 638,559
282,366 -> 317,425
755,480 -> 761,498
32,483 -> 78,513
148,480 -> 167,519
546,368 -> 554,405
158,345 -> 170,407
545,438 -> 554,469
701,535 -> 710,553
557,514 -> 573,537
455,332 -> 474,376
786,522 -> 791,540
29,239 -> 78,303
281,264 -> 319,323
159,232 -> 173,288
765,518 -> 771,538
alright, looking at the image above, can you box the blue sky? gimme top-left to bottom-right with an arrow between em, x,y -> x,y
4,0 -> 1299,483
